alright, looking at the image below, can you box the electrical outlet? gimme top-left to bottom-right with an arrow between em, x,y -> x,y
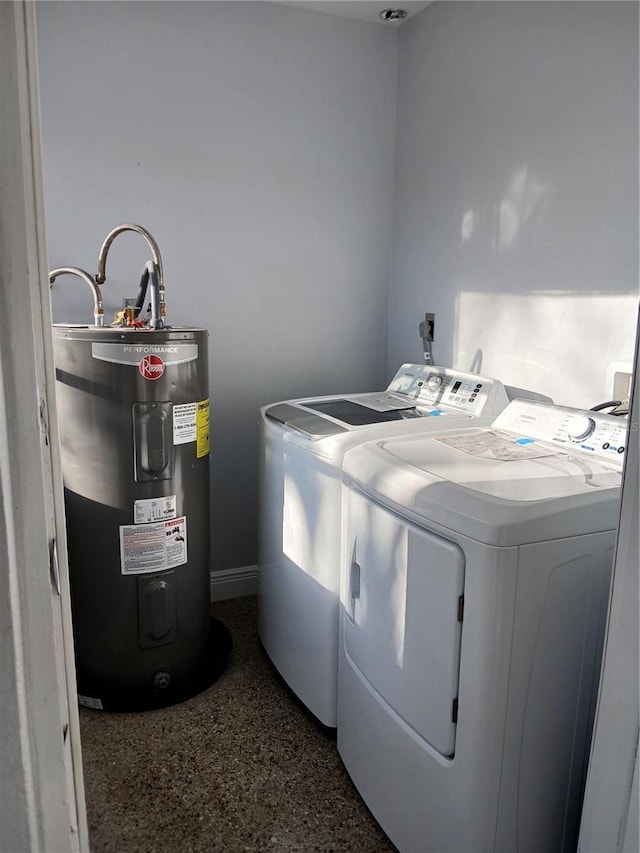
606,361 -> 633,402
419,313 -> 435,342
613,372 -> 632,401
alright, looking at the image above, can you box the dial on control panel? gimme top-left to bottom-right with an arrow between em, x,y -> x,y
566,415 -> 596,442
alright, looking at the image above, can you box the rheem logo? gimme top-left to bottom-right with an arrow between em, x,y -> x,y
139,354 -> 165,380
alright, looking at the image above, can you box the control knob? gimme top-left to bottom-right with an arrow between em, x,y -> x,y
566,414 -> 596,442
427,374 -> 443,391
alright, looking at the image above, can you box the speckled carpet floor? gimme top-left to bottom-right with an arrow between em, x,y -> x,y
79,596 -> 396,853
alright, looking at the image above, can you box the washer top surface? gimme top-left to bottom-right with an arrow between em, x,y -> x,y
261,364 -> 552,461
344,400 -> 627,546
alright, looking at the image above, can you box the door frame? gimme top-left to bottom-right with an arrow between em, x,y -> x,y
0,1 -> 88,850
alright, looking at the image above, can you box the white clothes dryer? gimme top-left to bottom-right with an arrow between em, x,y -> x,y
337,400 -> 628,853
258,364 -> 551,726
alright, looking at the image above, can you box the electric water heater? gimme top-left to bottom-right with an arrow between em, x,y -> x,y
51,224 -> 230,711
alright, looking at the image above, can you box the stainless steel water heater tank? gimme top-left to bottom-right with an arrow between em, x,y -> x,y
51,226 -> 230,711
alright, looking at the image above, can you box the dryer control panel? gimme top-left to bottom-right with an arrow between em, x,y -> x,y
493,400 -> 628,467
387,365 -> 506,416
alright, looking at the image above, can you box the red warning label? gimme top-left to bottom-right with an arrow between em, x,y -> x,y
119,516 -> 187,575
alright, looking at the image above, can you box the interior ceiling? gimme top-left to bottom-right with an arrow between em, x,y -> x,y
275,1 -> 433,25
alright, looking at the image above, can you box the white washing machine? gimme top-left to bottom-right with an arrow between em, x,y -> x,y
258,364 -> 551,726
337,400 -> 628,853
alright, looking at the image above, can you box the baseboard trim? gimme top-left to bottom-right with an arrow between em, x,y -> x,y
210,565 -> 258,602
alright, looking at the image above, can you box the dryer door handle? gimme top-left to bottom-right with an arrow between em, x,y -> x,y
349,560 -> 361,620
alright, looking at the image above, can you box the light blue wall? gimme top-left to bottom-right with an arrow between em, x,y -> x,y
37,1 -> 639,572
390,1 -> 638,407
37,1 -> 398,572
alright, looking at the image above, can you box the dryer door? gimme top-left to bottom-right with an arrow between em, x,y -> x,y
344,487 -> 465,757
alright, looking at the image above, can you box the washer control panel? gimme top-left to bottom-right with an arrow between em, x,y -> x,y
387,365 -> 499,414
493,400 -> 628,467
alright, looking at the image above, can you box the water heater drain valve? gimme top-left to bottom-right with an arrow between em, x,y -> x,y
152,669 -> 172,691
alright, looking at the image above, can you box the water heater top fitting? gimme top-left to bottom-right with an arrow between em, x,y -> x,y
96,223 -> 165,329
50,224 -> 167,330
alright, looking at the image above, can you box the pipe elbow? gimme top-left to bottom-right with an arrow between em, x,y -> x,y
96,224 -> 164,289
49,266 -> 104,326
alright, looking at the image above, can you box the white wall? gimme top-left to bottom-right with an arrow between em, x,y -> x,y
36,1 -> 398,572
390,2 -> 639,407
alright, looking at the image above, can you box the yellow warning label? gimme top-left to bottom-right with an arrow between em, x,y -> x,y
196,398 -> 210,458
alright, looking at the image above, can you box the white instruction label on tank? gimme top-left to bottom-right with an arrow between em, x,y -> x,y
119,516 -> 188,575
173,403 -> 197,444
134,495 -> 177,524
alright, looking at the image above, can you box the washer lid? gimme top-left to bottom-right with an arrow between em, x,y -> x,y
344,404 -> 626,546
264,398 -> 428,437
263,402 -> 350,438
